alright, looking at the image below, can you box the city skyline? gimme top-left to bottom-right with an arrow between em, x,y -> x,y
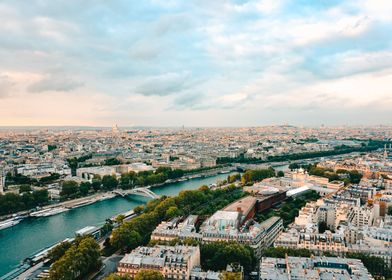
0,0 -> 391,126
1,2 -> 392,278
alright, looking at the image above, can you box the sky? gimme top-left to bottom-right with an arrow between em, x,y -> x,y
0,0 -> 391,127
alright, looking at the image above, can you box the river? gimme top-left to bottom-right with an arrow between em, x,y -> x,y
0,172 -> 235,277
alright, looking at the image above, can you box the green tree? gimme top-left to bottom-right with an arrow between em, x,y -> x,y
241,168 -> 275,185
79,182 -> 91,196
277,171 -> 284,177
92,175 -> 102,191
20,192 -> 36,209
33,189 -> 49,205
19,184 -> 32,193
221,271 -> 242,280
348,170 -> 363,184
102,175 -> 118,190
111,228 -> 141,252
201,242 -> 255,273
104,274 -> 132,280
120,172 -> 136,189
5,173 -> 36,186
101,221 -> 114,236
262,247 -> 312,258
104,158 -> 121,166
115,214 -> 125,224
288,163 -> 300,170
48,144 -> 57,151
133,205 -> 144,215
49,237 -> 101,280
39,173 -> 61,185
227,174 -> 241,183
165,206 -> 181,220
318,221 -> 328,233
47,241 -> 72,264
134,270 -> 164,280
108,185 -> 244,253
61,181 -> 79,199
0,190 -> 49,215
67,154 -> 92,176
0,193 -> 24,214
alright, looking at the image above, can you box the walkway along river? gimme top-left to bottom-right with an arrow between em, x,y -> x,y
0,172 -> 236,277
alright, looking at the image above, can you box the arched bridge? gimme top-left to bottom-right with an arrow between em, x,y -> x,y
113,187 -> 160,199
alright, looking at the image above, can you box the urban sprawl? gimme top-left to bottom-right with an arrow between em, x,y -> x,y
1,125 -> 392,280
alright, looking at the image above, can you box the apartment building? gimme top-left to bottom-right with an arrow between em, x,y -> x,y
152,197 -> 283,258
259,256 -> 374,280
347,206 -> 374,228
117,245 -> 200,279
275,229 -> 348,255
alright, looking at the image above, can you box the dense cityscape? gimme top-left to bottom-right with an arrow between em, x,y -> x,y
1,0 -> 392,279
0,126 -> 392,279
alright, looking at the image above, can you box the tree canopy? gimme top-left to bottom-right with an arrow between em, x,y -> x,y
60,180 -> 79,199
104,274 -> 132,280
134,270 -> 164,280
0,189 -> 49,215
109,185 -> 245,252
49,237 -> 102,280
241,168 -> 275,185
201,242 -> 255,273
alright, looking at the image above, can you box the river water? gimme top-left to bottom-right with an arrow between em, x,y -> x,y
0,172 -> 234,277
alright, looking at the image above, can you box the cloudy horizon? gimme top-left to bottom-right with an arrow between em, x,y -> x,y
0,0 -> 391,127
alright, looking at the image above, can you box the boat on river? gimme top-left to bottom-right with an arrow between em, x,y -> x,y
0,217 -> 21,231
70,199 -> 95,209
30,207 -> 69,217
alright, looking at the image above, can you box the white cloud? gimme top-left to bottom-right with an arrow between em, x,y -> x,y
360,0 -> 392,22
316,50 -> 392,78
33,17 -> 77,42
28,74 -> 83,93
134,72 -> 190,96
0,0 -> 391,126
255,0 -> 285,13
0,75 -> 13,98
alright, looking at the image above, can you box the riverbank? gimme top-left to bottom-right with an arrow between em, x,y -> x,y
0,192 -> 117,223
0,171 -> 237,277
0,165 -> 236,222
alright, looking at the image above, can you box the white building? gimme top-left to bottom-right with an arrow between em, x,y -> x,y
259,256 -> 374,280
117,245 -> 200,279
77,163 -> 155,180
347,206 -> 374,228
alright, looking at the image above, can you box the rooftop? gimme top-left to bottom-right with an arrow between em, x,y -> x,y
260,256 -> 374,280
119,245 -> 200,268
223,196 -> 257,216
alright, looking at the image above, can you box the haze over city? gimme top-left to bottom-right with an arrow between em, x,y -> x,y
0,0 -> 391,126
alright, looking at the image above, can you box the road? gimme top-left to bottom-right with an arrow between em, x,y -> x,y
93,255 -> 124,280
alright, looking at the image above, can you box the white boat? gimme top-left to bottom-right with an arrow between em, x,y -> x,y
178,178 -> 188,182
0,218 -> 21,230
30,207 -> 69,217
189,174 -> 202,179
71,199 -> 94,209
99,195 -> 112,201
